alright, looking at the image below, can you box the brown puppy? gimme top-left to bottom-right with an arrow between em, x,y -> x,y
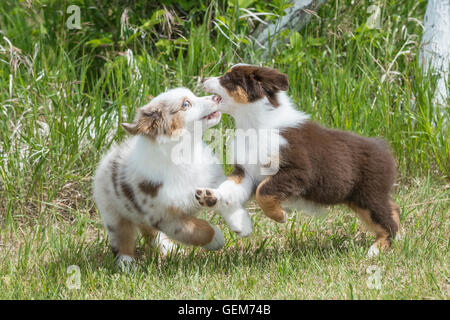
199,64 -> 401,257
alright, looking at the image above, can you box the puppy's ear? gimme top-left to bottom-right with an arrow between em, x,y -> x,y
253,67 -> 289,91
122,109 -> 164,137
121,122 -> 138,135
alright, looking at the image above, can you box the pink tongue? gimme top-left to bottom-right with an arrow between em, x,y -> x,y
206,111 -> 219,119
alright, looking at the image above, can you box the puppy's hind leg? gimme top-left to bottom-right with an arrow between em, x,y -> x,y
100,212 -> 137,271
389,199 -> 402,240
113,217 -> 137,270
256,176 -> 291,223
349,200 -> 400,257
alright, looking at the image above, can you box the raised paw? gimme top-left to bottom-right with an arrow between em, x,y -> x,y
195,188 -> 219,208
224,208 -> 253,237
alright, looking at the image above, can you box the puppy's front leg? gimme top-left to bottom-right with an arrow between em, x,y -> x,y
196,165 -> 254,237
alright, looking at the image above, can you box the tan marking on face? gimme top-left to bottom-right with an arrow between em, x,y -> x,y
167,112 -> 185,136
226,85 -> 248,104
255,177 -> 287,223
124,96 -> 188,138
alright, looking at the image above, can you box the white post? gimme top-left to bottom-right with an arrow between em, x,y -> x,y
420,0 -> 450,113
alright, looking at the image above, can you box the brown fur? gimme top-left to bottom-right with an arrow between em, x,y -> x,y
218,65 -> 401,251
256,178 -> 287,223
138,180 -> 162,198
113,222 -> 159,257
256,121 -> 400,249
111,157 -> 120,197
168,113 -> 185,136
174,215 -> 215,246
116,217 -> 136,257
138,224 -> 159,245
195,189 -> 217,207
121,181 -> 144,214
227,165 -> 245,184
219,66 -> 288,106
167,206 -> 184,217
121,99 -> 186,138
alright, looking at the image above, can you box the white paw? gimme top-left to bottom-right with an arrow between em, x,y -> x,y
195,188 -> 219,208
153,232 -> 182,256
367,244 -> 380,258
394,232 -> 403,241
116,255 -> 136,272
224,208 -> 253,237
202,224 -> 225,251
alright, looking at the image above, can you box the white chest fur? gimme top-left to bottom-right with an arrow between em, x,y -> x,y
94,135 -> 225,225
229,93 -> 309,185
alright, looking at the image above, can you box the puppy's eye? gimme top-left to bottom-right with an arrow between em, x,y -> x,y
182,100 -> 191,110
223,73 -> 230,81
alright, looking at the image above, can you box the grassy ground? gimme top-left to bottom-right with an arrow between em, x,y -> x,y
0,178 -> 448,299
0,0 -> 448,299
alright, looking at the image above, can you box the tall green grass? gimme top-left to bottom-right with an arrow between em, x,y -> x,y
0,0 -> 447,220
0,0 -> 448,300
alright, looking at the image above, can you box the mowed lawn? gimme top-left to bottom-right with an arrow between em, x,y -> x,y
0,0 -> 448,299
0,177 -> 448,299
